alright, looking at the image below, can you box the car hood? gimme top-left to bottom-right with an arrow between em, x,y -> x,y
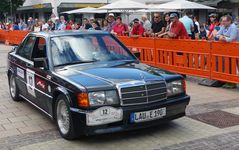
55,61 -> 181,91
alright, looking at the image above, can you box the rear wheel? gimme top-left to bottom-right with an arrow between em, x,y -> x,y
9,74 -> 21,101
56,94 -> 77,140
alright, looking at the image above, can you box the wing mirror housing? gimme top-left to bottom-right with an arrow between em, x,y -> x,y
12,46 -> 18,52
33,58 -> 48,70
133,52 -> 141,60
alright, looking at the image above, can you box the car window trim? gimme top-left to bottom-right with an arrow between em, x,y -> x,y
11,53 -> 34,66
16,36 -> 29,55
16,36 -> 37,61
31,36 -> 47,60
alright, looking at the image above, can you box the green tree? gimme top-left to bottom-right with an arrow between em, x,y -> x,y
0,0 -> 25,20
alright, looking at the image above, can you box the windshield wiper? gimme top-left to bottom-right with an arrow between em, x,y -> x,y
54,60 -> 97,67
120,59 -> 139,64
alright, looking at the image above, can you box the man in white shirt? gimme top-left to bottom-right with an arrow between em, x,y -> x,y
141,15 -> 151,36
180,11 -> 194,38
42,20 -> 49,31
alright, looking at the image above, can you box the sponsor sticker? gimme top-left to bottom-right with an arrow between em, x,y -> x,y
26,69 -> 36,97
36,77 -> 46,90
17,68 -> 24,79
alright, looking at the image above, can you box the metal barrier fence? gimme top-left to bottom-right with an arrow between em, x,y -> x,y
0,30 -> 239,84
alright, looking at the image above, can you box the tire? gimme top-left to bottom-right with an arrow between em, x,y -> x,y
55,94 -> 77,140
9,74 -> 21,101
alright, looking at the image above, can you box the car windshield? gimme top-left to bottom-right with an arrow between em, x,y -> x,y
51,34 -> 136,67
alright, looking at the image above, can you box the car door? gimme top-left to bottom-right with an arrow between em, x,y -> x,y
28,37 -> 52,113
14,36 -> 36,99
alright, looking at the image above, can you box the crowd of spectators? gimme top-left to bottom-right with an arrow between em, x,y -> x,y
1,11 -> 239,88
1,11 -> 239,42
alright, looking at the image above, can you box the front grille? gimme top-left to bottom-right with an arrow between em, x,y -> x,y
119,81 -> 167,106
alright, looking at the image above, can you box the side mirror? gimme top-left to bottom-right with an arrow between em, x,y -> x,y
33,58 -> 48,70
133,52 -> 141,60
12,46 -> 18,52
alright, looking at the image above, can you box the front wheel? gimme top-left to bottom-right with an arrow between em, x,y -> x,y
9,74 -> 21,101
55,94 -> 77,140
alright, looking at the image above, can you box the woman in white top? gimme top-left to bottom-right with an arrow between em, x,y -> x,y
33,21 -> 42,32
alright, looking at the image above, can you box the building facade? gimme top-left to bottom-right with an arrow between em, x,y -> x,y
17,0 -> 114,21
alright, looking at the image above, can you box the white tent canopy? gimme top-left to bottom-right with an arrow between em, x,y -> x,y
61,7 -> 108,14
136,9 -> 177,13
61,7 -> 122,14
154,0 -> 216,10
136,9 -> 166,13
136,4 -> 177,12
98,0 -> 149,10
98,0 -> 150,24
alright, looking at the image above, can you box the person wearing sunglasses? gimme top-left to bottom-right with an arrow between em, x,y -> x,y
150,13 -> 166,37
130,18 -> 145,38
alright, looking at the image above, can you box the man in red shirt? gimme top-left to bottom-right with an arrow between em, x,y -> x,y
159,13 -> 189,39
131,18 -> 145,37
65,20 -> 73,30
111,16 -> 129,36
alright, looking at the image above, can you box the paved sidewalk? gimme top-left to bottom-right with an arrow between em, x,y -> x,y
1,44 -> 239,150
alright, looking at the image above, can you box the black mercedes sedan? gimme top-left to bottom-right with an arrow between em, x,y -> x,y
7,31 -> 190,140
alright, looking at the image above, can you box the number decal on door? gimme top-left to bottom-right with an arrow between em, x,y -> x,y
26,69 -> 36,97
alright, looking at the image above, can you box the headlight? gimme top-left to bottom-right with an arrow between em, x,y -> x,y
88,90 -> 119,106
167,80 -> 185,97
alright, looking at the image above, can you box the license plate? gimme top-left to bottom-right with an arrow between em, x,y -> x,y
130,107 -> 166,123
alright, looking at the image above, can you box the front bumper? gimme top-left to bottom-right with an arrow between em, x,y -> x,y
70,95 -> 190,136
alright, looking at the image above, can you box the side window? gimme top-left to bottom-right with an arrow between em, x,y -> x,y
31,37 -> 47,59
17,36 -> 36,60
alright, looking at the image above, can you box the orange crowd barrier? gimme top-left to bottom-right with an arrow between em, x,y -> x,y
118,36 -> 155,66
154,38 -> 211,78
0,31 -> 239,84
8,31 -> 29,45
0,30 -> 29,45
0,30 -> 7,43
118,36 -> 239,84
211,42 -> 239,83
119,36 -> 212,79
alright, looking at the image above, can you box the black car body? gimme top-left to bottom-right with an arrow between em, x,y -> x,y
7,31 -> 190,139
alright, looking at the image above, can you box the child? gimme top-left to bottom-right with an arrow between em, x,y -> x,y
199,25 -> 207,40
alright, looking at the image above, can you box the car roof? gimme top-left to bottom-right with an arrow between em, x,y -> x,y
29,30 -> 111,38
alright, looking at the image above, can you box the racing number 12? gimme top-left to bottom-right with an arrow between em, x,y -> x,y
100,108 -> 110,116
